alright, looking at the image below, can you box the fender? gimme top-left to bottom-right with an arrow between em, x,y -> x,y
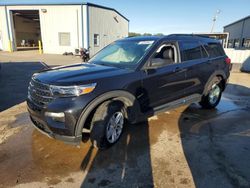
203,70 -> 227,96
75,90 -> 141,137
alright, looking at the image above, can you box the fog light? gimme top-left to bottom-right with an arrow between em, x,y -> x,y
45,112 -> 65,122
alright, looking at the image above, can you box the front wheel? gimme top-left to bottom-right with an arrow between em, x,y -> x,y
90,101 -> 125,149
200,81 -> 222,109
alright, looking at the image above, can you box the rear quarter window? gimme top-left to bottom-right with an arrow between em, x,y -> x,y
205,43 -> 225,58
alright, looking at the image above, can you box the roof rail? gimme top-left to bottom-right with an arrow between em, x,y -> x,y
168,34 -> 211,38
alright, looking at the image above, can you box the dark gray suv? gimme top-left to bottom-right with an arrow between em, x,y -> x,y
27,34 -> 231,149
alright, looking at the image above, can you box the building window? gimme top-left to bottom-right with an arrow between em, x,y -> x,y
59,32 -> 71,46
243,38 -> 250,48
94,34 -> 100,47
234,39 -> 240,48
228,40 -> 234,48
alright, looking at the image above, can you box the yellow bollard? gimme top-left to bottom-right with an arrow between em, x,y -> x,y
38,40 -> 43,54
8,40 -> 13,52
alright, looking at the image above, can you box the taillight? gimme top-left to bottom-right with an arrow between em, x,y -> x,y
225,57 -> 231,65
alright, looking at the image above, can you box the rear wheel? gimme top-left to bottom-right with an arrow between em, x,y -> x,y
90,100 -> 125,149
200,80 -> 222,109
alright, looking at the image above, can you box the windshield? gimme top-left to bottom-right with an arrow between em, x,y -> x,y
89,40 -> 155,69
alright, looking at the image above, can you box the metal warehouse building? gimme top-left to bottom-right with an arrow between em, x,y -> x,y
224,15 -> 250,49
0,1 -> 129,55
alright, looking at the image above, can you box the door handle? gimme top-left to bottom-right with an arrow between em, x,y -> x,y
173,67 -> 182,73
207,60 -> 212,65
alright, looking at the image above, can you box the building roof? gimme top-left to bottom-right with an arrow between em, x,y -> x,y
224,15 -> 250,28
194,32 -> 229,39
0,1 -> 129,21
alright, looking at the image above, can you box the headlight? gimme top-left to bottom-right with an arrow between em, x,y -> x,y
50,83 -> 97,97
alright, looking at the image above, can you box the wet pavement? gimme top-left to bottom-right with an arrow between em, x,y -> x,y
0,62 -> 46,112
0,68 -> 250,187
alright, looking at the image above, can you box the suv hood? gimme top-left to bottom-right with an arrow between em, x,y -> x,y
34,63 -> 132,85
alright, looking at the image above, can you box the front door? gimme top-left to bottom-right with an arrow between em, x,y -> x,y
141,42 -> 187,111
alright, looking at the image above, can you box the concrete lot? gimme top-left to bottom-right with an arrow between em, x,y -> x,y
0,50 -> 82,67
0,52 -> 250,187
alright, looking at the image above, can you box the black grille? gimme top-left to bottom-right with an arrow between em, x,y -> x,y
28,78 -> 53,106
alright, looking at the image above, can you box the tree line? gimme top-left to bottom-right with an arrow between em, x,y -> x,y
129,32 -> 164,37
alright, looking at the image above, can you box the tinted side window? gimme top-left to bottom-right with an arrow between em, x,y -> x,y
200,45 -> 208,58
205,43 -> 225,58
180,41 -> 208,61
149,43 -> 177,68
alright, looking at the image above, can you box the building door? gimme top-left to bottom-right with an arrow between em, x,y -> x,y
0,31 -> 3,50
11,10 -> 41,51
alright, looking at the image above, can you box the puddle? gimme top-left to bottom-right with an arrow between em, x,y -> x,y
180,96 -> 249,135
11,112 -> 30,128
0,118 -> 157,187
216,96 -> 243,113
0,113 -> 174,187
0,125 -> 94,187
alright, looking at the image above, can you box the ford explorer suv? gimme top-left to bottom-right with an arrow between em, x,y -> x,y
27,34 -> 231,149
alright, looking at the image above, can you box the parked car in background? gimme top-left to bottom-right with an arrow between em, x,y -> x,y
27,34 -> 231,149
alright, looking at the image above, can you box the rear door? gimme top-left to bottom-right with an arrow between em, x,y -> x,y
204,42 -> 227,70
178,40 -> 213,96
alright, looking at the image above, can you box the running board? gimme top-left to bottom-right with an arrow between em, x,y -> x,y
145,94 -> 202,118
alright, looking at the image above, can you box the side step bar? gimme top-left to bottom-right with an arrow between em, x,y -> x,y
153,94 -> 202,114
136,94 -> 202,122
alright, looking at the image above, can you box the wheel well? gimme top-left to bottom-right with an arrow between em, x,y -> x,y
83,98 -> 129,131
84,105 -> 98,130
216,75 -> 226,91
75,90 -> 142,137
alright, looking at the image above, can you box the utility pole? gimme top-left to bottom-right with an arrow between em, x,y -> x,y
211,9 -> 221,33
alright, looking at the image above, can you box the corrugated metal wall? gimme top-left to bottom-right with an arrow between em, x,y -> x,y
224,21 -> 244,40
0,6 -> 9,51
242,18 -> 250,39
0,5 -> 83,54
88,6 -> 129,56
224,17 -> 250,42
0,4 -> 129,55
39,5 -> 83,54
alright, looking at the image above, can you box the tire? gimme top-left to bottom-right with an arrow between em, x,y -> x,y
90,100 -> 125,149
199,78 -> 222,109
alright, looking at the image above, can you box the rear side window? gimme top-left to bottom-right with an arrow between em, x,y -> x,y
180,41 -> 208,62
204,43 -> 225,58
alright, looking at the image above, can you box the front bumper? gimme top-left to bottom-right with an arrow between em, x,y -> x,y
30,115 -> 82,144
26,96 -> 89,144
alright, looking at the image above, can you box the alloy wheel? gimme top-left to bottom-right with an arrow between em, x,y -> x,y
106,112 -> 124,143
208,84 -> 221,105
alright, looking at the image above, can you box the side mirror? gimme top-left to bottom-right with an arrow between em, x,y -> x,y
149,58 -> 166,68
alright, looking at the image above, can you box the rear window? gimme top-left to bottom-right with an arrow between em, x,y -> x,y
204,43 -> 225,58
180,41 -> 208,61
